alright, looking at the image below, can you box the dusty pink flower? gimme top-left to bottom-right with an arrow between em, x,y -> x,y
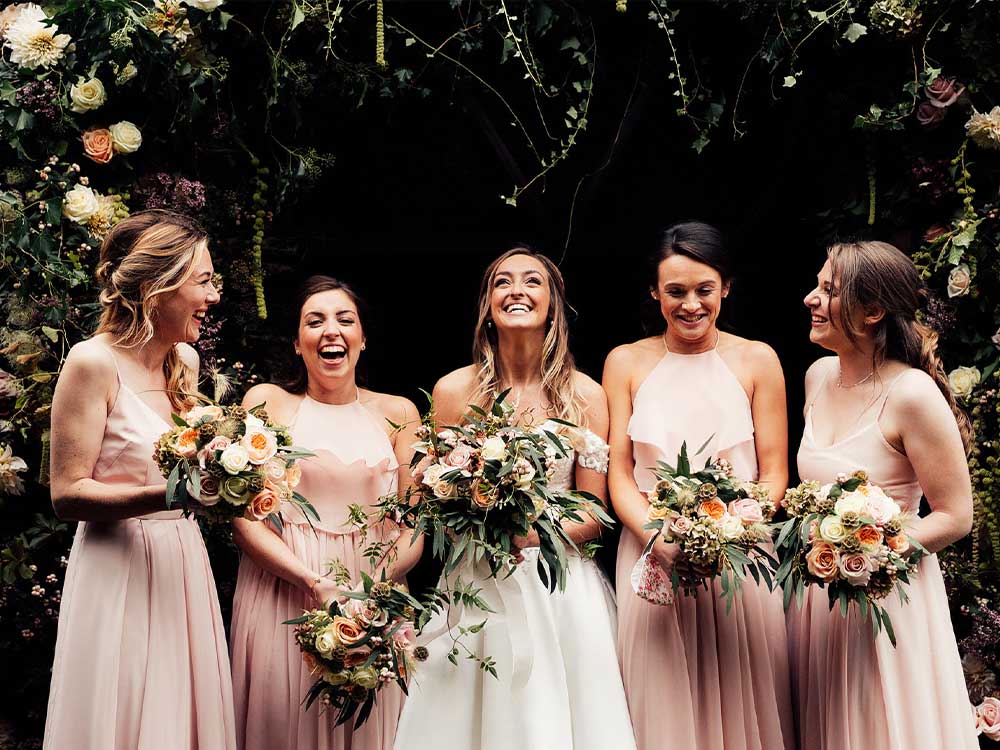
916,101 -> 946,127
925,77 -> 965,108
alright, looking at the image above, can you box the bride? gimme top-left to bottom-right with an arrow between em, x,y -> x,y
393,246 -> 635,750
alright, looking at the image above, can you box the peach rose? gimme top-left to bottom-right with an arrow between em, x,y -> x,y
471,481 -> 497,510
728,497 -> 764,524
855,525 -> 884,550
805,541 -> 840,582
886,533 -> 910,554
82,128 -> 114,164
285,462 -> 302,489
976,696 -> 1000,740
246,487 -> 279,521
332,615 -> 366,646
647,504 -> 670,521
838,552 -> 873,587
698,498 -> 727,521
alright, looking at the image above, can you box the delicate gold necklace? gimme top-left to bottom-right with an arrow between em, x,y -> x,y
662,329 -> 720,354
836,368 -> 876,389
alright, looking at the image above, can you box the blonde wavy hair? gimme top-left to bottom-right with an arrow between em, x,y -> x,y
827,240 -> 973,453
94,209 -> 206,411
470,247 -> 585,425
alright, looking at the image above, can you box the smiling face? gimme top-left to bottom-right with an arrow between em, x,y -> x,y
155,242 -> 220,343
295,288 -> 364,383
654,253 -> 729,344
488,253 -> 552,334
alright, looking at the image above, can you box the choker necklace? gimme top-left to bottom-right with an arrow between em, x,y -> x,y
837,368 -> 875,389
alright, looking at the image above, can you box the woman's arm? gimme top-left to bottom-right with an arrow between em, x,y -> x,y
50,343 -> 167,522
231,385 -> 340,605
885,372 -> 973,554
748,343 -> 789,504
560,374 -> 609,546
383,395 -> 424,581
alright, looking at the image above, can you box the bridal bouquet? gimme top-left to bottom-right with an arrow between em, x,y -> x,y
285,573 -> 427,728
774,471 -> 925,646
383,391 -> 613,592
153,402 -> 318,527
632,442 -> 777,610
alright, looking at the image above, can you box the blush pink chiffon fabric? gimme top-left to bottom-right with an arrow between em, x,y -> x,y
788,361 -> 978,750
43,348 -> 237,750
615,346 -> 794,750
229,394 -> 403,750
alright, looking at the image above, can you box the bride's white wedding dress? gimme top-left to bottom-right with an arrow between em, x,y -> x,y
393,422 -> 636,750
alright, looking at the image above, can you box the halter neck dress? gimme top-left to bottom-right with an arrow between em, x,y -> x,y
616,343 -> 794,750
43,343 -> 236,750
788,359 -> 978,750
229,392 -> 403,750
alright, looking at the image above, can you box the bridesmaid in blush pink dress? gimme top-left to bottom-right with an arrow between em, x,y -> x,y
229,276 -> 421,750
44,211 -> 235,750
604,222 -> 794,750
789,241 -> 977,750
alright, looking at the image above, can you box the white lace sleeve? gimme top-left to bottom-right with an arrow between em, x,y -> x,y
575,429 -> 609,475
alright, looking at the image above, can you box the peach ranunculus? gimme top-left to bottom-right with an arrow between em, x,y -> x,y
886,533 -> 910,554
976,696 -> 1000,740
332,615 -> 366,646
241,425 -> 278,464
805,541 -> 840,582
173,427 -> 199,459
285,462 -> 302,489
697,498 -> 727,521
855,525 -> 884,550
728,497 -> 764,524
838,552 -> 874,587
82,128 -> 114,164
246,487 -> 280,520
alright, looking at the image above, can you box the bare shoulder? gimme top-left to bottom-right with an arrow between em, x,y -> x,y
176,342 -> 199,373
243,382 -> 294,412
61,338 -> 117,388
804,356 -> 837,391
729,335 -> 782,371
364,389 -> 420,424
604,337 -> 658,373
885,367 -> 944,416
573,370 -> 606,406
433,365 -> 477,398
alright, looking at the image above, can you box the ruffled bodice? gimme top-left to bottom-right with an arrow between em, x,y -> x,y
628,347 -> 757,488
288,394 -> 398,533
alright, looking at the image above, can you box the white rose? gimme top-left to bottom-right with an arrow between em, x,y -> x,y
819,515 -> 849,543
480,436 -> 506,461
719,514 -> 744,541
241,426 -> 278,465
62,184 -> 100,223
421,463 -> 446,488
314,627 -> 337,657
833,490 -> 866,516
946,263 -> 972,298
109,121 -> 142,154
182,0 -> 224,9
219,443 -> 250,474
69,77 -> 106,113
948,365 -> 981,399
862,485 -> 899,524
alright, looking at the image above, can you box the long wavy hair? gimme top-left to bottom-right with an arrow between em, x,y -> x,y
827,240 -> 973,452
94,209 -> 206,411
470,246 -> 585,424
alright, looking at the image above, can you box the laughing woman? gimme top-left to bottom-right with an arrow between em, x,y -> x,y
604,222 -> 794,750
789,241 -> 977,750
44,210 -> 235,749
229,275 -> 422,750
393,247 -> 635,750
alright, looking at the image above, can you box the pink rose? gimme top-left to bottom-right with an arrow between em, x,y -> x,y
916,102 -> 947,128
443,444 -> 476,472
263,457 -> 287,483
728,497 -> 764,524
197,474 -> 221,506
925,77 -> 965,108
976,696 -> 1000,740
808,519 -> 819,542
82,128 -> 114,164
805,541 -> 839,583
246,488 -> 280,521
669,515 -> 694,537
838,552 -> 873,587
393,620 -> 416,649
199,435 -> 231,468
412,454 -> 434,483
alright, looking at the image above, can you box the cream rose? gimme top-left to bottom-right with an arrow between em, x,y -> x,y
728,497 -> 764,524
819,516 -> 849,543
69,77 -> 106,113
263,457 -> 287,483
352,666 -> 379,690
421,463 -> 446,488
323,670 -> 351,686
186,404 -> 223,423
241,425 -> 278,464
862,485 -> 899,524
432,479 -> 456,499
719,514 -> 744,541
511,459 -> 536,489
219,443 -> 250,474
976,697 -> 1000,740
109,121 -> 142,154
948,365 -> 981,399
314,627 -> 338,657
833,490 -> 866,516
183,0 -> 224,9
480,436 -> 506,461
62,184 -> 100,223
946,263 -> 972,298
805,541 -> 840,582
285,462 -> 302,489
838,552 -> 873,586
